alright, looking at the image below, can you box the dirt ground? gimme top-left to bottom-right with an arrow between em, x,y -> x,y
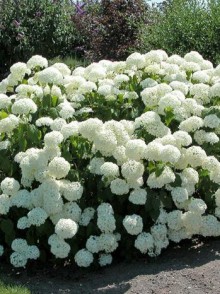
2,238 -> 220,294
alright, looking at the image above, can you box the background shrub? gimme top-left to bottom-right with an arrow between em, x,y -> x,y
139,0 -> 220,66
72,0 -> 149,62
0,0 -> 81,79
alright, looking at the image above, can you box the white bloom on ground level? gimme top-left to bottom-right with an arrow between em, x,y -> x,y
49,234 -> 71,258
86,235 -> 100,253
74,249 -> 94,267
26,245 -> 40,260
123,214 -> 143,235
99,254 -> 113,266
135,232 -> 154,254
10,252 -> 27,268
99,233 -> 118,253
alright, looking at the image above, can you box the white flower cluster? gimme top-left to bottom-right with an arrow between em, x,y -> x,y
1,50 -> 220,269
10,239 -> 40,267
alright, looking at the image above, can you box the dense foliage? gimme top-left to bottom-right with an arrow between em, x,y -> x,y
0,0 -> 80,79
140,0 -> 220,65
0,50 -> 220,268
72,0 -> 148,61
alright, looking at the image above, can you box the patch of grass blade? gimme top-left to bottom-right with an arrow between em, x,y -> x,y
0,278 -> 30,294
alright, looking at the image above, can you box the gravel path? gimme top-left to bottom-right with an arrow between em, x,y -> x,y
3,238 -> 220,294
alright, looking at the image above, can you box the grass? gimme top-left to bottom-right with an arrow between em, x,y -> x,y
49,55 -> 89,70
0,277 -> 30,294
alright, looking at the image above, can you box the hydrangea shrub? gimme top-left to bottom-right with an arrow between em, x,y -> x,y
0,50 -> 220,268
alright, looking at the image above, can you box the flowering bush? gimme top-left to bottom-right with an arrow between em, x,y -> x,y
0,50 -> 220,268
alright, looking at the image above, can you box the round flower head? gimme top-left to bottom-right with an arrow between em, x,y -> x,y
123,214 -> 143,235
134,232 -> 154,254
79,118 -> 103,141
12,98 -> 37,115
27,55 -> 48,69
10,62 -> 30,81
0,94 -> 11,109
59,180 -> 83,201
110,178 -> 129,195
80,207 -> 95,226
11,238 -> 28,253
63,202 -> 82,222
126,52 -> 146,69
86,236 -> 100,253
49,234 -> 71,258
188,198 -> 207,215
74,249 -> 94,267
185,146 -> 207,168
100,162 -> 119,178
125,139 -> 147,161
99,233 -> 118,253
10,252 -> 27,268
51,63 -> 71,76
44,131 -> 64,147
38,67 -> 63,85
1,177 -> 20,196
129,188 -> 147,205
27,207 -> 48,226
48,157 -> 70,179
0,194 -> 10,214
89,157 -> 105,175
55,218 -> 78,239
26,245 -> 40,260
121,160 -> 144,181
99,254 -> 112,267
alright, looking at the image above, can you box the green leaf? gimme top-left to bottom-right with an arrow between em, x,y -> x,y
170,174 -> 182,188
19,137 -> 27,151
155,163 -> 165,177
164,107 -> 175,126
0,219 -> 14,235
42,94 -> 51,108
26,124 -> 40,145
48,107 -> 59,119
0,110 -> 8,119
51,95 -> 58,107
0,150 -> 12,174
147,161 -> 156,173
159,191 -> 173,209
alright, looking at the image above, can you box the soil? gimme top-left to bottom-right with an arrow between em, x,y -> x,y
1,238 -> 220,294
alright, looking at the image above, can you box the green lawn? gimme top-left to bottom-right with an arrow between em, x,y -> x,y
0,278 -> 30,294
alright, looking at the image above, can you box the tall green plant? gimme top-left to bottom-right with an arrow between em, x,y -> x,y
139,0 -> 220,65
0,0 -> 81,79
